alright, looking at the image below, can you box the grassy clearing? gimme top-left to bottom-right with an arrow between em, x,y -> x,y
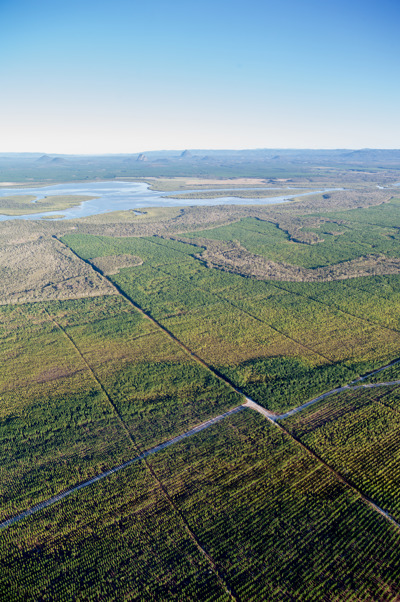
0,195 -> 97,216
165,189 -> 307,200
143,176 -> 278,192
194,237 -> 400,282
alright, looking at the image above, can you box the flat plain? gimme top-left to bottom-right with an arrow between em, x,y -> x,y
1,156 -> 400,600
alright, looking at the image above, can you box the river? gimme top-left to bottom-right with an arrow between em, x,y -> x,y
0,181 -> 342,221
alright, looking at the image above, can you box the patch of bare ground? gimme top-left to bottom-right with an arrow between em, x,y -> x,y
183,238 -> 400,282
35,366 -> 85,384
90,254 -> 143,275
165,189 -> 309,200
0,237 -> 116,304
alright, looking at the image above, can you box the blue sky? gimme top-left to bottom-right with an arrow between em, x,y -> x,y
0,0 -> 399,153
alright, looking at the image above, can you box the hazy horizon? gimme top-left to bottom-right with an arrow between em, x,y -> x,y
2,147 -> 400,157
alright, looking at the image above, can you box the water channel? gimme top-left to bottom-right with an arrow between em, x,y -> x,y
0,181 -> 343,221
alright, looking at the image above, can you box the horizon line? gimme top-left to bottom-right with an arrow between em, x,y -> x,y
1,147 -> 400,157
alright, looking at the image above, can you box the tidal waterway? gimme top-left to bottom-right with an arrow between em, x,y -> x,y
0,181 -> 342,221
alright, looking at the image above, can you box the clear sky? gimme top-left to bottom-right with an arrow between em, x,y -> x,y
0,0 -> 399,153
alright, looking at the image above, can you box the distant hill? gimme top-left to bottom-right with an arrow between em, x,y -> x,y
0,148 -> 398,183
50,157 -> 69,165
35,155 -> 69,165
36,154 -> 52,164
341,149 -> 400,163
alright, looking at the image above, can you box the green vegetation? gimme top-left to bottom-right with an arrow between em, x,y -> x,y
0,299 -> 128,520
186,202 -> 400,268
362,361 -> 400,383
90,253 -> 143,274
1,410 -> 400,600
0,296 -> 240,519
2,169 -> 400,598
283,385 -> 400,521
62,211 -> 400,411
0,195 -> 97,215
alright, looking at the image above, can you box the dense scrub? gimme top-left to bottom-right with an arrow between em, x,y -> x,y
0,236 -> 115,304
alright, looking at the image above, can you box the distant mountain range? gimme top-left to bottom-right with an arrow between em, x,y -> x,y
0,149 -> 398,183
1,148 -> 397,166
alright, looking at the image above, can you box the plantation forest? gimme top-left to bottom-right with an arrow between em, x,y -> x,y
1,161 -> 400,600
